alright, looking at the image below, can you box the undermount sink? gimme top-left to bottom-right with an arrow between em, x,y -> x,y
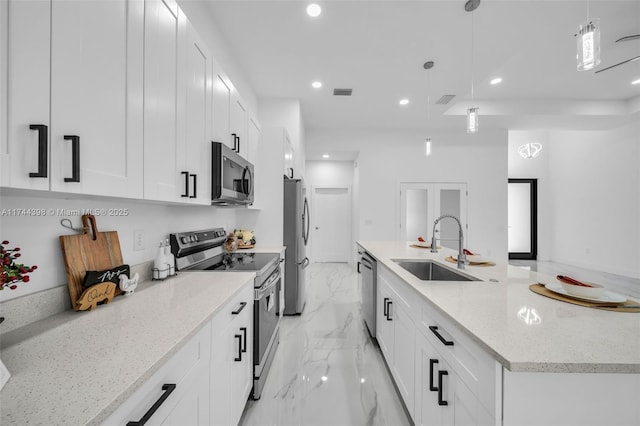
393,259 -> 480,282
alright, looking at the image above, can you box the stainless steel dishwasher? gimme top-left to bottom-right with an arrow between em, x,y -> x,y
357,251 -> 377,339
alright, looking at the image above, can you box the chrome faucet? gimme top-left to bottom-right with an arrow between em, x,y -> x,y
430,214 -> 467,270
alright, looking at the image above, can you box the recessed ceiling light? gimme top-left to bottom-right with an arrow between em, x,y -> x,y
632,78 -> 640,85
311,81 -> 322,89
322,154 -> 330,159
399,99 -> 410,106
490,77 -> 503,85
306,3 -> 321,17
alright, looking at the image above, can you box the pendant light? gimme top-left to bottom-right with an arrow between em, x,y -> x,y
576,1 -> 601,71
466,0 -> 480,133
424,60 -> 434,155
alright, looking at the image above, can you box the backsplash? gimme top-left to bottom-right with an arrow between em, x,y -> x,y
0,191 -> 238,302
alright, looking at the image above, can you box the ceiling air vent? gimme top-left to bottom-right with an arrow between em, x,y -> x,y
435,94 -> 456,105
333,88 -> 353,96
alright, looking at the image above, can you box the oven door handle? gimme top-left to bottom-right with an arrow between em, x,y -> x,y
255,268 -> 281,300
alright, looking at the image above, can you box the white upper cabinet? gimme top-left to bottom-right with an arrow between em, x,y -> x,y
180,16 -> 213,205
50,0 -> 144,197
2,0 -> 144,197
143,0 -> 184,202
230,91 -> 248,158
2,0 -> 50,191
211,63 -> 232,149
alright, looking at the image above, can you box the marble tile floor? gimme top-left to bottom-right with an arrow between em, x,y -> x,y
240,262 -> 410,426
509,259 -> 640,300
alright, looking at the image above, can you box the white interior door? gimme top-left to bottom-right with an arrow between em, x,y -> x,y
312,186 -> 351,262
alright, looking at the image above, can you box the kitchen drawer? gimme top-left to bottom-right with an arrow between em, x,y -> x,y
379,263 -> 420,320
418,304 -> 499,416
103,321 -> 212,425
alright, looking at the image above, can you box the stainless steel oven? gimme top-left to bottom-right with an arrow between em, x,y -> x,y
253,265 -> 281,399
169,228 -> 281,400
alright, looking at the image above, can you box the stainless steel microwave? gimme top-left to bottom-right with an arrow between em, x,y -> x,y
211,142 -> 254,206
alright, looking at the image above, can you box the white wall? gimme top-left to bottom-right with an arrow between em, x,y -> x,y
508,130 -> 552,260
549,122 -> 639,278
508,121 -> 640,279
0,193 -> 237,301
306,128 -> 509,261
258,99 -> 306,178
305,160 -> 356,262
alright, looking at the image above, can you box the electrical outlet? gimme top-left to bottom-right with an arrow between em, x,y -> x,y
133,230 -> 145,251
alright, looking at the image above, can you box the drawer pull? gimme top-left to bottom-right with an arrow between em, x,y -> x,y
181,171 -> 189,198
240,327 -> 247,353
383,297 -> 389,316
429,325 -> 454,346
63,135 -> 80,182
29,124 -> 48,178
234,334 -> 242,361
437,370 -> 449,406
386,300 -> 393,320
231,301 -> 247,315
126,383 -> 176,426
429,358 -> 439,391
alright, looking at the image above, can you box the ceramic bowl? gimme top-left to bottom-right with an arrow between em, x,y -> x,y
560,281 -> 605,299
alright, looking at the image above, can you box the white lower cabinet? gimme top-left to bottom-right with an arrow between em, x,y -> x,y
415,329 -> 496,426
103,282 -> 254,426
210,284 -> 254,426
377,264 -> 499,425
103,322 -> 212,426
376,270 -> 416,419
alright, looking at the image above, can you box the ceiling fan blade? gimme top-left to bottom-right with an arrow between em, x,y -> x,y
615,35 -> 640,43
594,55 -> 640,73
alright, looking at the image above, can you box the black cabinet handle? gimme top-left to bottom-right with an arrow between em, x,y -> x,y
386,300 -> 393,321
231,301 -> 247,315
429,325 -> 454,346
234,334 -> 242,362
231,133 -> 237,151
189,173 -> 197,198
383,297 -> 389,317
437,370 -> 449,406
236,136 -> 240,153
357,262 -> 361,274
181,171 -> 189,198
429,358 -> 439,391
126,383 -> 176,426
240,327 -> 247,353
29,124 -> 48,178
287,167 -> 294,179
63,135 -> 80,182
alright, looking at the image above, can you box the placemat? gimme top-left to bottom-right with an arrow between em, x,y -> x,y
529,283 -> 640,313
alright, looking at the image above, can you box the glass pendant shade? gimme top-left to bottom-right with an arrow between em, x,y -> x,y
466,107 -> 479,133
425,138 -> 432,156
577,18 -> 601,71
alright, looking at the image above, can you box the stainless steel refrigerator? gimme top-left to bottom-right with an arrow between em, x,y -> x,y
283,177 -> 310,315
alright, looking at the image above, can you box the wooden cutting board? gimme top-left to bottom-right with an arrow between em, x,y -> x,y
60,215 -> 123,310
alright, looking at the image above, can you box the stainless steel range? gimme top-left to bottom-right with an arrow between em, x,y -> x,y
169,228 -> 281,400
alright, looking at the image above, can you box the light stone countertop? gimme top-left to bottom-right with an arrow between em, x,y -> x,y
358,241 -> 640,374
0,271 -> 255,425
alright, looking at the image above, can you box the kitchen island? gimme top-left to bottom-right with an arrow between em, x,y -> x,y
0,271 -> 255,425
358,241 -> 640,426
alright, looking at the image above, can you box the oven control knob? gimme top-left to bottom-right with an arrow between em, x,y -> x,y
181,236 -> 189,244
194,235 -> 199,242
